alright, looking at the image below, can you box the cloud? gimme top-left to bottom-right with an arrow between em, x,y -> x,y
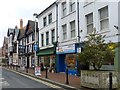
0,0 -> 55,47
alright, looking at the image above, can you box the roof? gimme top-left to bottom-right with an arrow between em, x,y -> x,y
7,28 -> 14,36
18,29 -> 25,40
37,2 -> 56,17
25,20 -> 38,35
3,37 -> 8,45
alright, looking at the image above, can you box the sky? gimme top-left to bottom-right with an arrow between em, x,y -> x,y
0,0 -> 55,47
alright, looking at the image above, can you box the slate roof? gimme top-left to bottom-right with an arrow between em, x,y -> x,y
7,28 -> 15,36
18,29 -> 25,40
25,20 -> 38,35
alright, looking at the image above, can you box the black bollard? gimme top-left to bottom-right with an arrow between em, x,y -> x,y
46,66 -> 48,78
26,67 -> 28,73
66,68 -> 69,84
109,72 -> 112,90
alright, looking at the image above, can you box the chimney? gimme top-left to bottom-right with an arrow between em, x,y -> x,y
20,19 -> 23,29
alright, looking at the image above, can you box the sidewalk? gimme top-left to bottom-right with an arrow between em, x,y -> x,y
4,66 -> 90,90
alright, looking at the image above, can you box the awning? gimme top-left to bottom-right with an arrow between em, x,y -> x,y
36,47 -> 54,56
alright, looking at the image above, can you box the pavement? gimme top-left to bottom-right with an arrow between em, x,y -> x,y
3,66 -> 91,90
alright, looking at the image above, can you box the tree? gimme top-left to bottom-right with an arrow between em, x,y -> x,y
78,29 -> 115,70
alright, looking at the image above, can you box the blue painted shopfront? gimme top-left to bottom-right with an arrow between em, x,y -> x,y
56,43 -> 82,75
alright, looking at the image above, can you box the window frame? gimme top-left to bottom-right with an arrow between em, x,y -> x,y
69,1 -> 75,12
48,13 -> 52,24
99,6 -> 109,31
70,20 -> 75,38
62,24 -> 67,40
43,17 -> 47,27
86,13 -> 93,34
46,32 -> 49,45
62,2 -> 67,17
51,29 -> 55,43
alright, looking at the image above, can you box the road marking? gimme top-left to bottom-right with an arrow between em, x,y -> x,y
0,77 -> 9,87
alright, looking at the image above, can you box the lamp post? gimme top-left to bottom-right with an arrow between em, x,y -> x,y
33,13 -> 38,68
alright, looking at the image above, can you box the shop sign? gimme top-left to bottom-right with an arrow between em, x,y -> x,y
56,44 -> 75,54
77,48 -> 81,53
35,66 -> 41,76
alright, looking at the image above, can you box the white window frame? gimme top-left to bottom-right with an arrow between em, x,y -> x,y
62,24 -> 67,40
99,6 -> 109,31
48,13 -> 52,24
86,13 -> 93,34
70,20 -> 75,38
69,0 -> 75,12
43,17 -> 47,27
62,2 -> 67,17
51,29 -> 55,43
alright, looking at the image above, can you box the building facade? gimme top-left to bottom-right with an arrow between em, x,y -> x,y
25,20 -> 39,68
37,2 -> 57,72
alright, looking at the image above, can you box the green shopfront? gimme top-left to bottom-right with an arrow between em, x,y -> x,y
36,47 -> 55,72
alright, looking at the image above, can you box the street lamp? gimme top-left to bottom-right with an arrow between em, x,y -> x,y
33,13 -> 38,68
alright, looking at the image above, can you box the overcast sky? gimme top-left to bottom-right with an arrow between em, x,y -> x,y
0,0 -> 55,47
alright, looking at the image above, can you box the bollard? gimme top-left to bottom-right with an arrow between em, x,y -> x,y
109,72 -> 112,90
26,67 -> 28,73
46,66 -> 48,78
66,68 -> 69,84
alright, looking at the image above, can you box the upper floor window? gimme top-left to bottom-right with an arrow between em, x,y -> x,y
62,2 -> 67,17
43,17 -> 47,27
99,6 -> 109,31
41,34 -> 44,47
70,20 -> 75,38
86,13 -> 93,34
62,24 -> 67,40
32,33 -> 35,41
46,32 -> 49,45
27,36 -> 29,43
51,29 -> 55,43
48,13 -> 52,24
69,0 -> 75,12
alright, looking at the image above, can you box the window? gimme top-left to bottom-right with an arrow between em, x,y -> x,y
32,33 -> 35,41
48,13 -> 52,24
62,2 -> 66,17
41,34 -> 44,47
86,13 -> 93,34
62,24 -> 67,40
43,17 -> 47,27
99,6 -> 109,31
51,29 -> 55,43
46,32 -> 49,45
27,36 -> 29,43
70,21 -> 75,38
69,0 -> 75,12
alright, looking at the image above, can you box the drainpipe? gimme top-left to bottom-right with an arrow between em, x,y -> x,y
55,2 -> 58,73
77,0 -> 80,43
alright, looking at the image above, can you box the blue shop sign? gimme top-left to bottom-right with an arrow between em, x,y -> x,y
34,44 -> 39,51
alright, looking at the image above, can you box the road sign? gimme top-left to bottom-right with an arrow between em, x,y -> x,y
34,44 -> 39,51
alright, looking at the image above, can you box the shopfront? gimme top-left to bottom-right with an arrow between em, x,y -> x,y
36,47 -> 55,72
56,43 -> 82,75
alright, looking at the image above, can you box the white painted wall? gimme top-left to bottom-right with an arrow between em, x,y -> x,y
79,1 -> 119,43
38,3 -> 57,48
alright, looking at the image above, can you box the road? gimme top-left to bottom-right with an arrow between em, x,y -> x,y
1,67 -> 61,90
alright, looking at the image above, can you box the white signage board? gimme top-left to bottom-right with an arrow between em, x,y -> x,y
35,67 -> 41,76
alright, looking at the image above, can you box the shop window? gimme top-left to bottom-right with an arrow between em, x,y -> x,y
65,54 -> 76,69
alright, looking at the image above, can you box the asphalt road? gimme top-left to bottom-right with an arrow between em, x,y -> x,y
1,68 -> 59,90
